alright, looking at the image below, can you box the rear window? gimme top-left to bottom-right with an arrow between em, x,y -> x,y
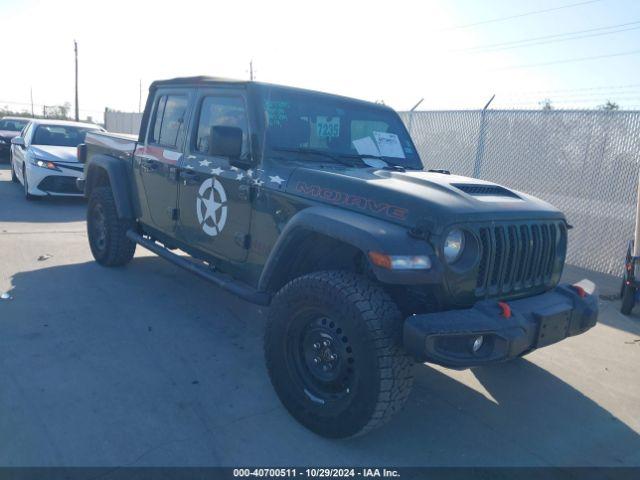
149,94 -> 188,147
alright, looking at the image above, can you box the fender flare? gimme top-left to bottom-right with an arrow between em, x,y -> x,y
258,206 -> 441,292
85,155 -> 135,219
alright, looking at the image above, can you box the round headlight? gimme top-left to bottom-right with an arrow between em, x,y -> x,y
444,229 -> 465,264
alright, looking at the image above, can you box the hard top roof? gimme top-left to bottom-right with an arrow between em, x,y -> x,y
150,76 -> 388,109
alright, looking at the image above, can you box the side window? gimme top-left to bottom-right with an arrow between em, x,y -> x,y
148,94 -> 187,148
194,96 -> 249,157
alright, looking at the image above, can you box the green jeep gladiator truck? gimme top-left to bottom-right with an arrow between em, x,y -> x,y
79,76 -> 598,438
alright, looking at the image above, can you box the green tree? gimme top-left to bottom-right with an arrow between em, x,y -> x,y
597,100 -> 619,111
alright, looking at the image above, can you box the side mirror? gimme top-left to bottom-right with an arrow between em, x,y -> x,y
11,136 -> 25,147
208,126 -> 242,159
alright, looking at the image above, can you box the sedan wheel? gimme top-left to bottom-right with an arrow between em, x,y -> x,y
10,154 -> 18,183
23,165 -> 36,201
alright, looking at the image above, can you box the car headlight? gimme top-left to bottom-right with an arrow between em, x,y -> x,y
444,229 -> 465,264
30,158 -> 59,170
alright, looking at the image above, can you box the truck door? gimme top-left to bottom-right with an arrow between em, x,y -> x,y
134,89 -> 193,235
176,90 -> 252,262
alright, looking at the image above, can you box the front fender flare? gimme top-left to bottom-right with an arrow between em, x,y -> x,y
85,155 -> 135,219
258,206 -> 442,292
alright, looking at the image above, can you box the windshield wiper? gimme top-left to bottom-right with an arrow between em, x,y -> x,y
338,153 -> 407,172
272,147 -> 359,167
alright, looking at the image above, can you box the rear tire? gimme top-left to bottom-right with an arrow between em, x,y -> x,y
265,270 -> 414,438
87,186 -> 136,267
621,283 -> 636,315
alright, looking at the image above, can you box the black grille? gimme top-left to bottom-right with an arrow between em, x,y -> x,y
452,184 -> 520,198
475,222 -> 566,296
37,176 -> 80,194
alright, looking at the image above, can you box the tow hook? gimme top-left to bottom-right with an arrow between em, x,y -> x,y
498,301 -> 512,318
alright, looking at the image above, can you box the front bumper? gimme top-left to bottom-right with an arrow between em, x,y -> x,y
403,280 -> 598,368
26,162 -> 83,197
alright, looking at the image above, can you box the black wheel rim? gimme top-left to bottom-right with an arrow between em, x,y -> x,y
90,204 -> 107,252
287,314 -> 357,407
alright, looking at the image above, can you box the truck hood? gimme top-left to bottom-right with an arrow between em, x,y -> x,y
287,167 -> 564,233
30,145 -> 78,163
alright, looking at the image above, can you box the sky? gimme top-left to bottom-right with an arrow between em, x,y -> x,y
1,0 -> 640,121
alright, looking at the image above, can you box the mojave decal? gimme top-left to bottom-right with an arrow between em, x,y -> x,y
196,177 -> 228,236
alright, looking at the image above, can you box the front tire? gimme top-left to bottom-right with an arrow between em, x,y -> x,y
23,165 -> 37,200
10,154 -> 17,183
265,271 -> 414,438
87,186 -> 136,266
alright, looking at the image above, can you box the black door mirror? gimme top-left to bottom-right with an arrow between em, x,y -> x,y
208,126 -> 242,159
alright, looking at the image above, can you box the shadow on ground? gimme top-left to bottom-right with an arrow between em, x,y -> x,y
0,164 -> 86,223
1,256 -> 638,466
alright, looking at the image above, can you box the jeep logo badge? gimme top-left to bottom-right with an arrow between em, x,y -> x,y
196,177 -> 228,236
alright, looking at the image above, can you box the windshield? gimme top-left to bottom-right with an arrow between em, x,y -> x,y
0,119 -> 28,132
32,125 -> 98,147
259,87 -> 422,169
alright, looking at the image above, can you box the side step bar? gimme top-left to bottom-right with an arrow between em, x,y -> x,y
126,230 -> 271,306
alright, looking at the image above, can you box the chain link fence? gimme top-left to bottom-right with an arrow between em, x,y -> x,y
399,109 -> 640,275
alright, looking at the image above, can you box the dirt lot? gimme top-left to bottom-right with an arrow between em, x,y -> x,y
1,164 -> 639,467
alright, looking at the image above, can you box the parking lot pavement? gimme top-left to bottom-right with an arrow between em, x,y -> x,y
0,163 -> 639,467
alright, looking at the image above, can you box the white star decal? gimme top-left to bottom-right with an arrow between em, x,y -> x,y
269,175 -> 285,185
236,172 -> 245,180
246,169 -> 253,177
230,166 -> 239,171
210,167 -> 223,176
185,164 -> 194,170
201,187 -> 222,222
252,178 -> 264,186
199,159 -> 212,167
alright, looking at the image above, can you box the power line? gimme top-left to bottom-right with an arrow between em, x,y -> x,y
455,20 -> 640,53
499,83 -> 640,96
441,0 -> 603,31
494,49 -> 640,70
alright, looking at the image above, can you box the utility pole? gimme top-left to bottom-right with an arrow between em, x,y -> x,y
74,40 -> 79,121
30,88 -> 34,118
249,60 -> 254,81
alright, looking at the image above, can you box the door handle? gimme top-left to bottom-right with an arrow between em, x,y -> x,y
180,170 -> 198,185
238,184 -> 252,200
141,159 -> 159,173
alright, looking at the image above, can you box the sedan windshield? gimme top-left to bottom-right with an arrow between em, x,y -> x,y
0,119 -> 28,132
259,87 -> 422,169
32,125 -> 98,147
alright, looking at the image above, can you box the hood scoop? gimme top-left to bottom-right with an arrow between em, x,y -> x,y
452,183 -> 520,199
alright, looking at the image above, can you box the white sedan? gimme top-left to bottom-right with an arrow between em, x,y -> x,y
10,119 -> 104,199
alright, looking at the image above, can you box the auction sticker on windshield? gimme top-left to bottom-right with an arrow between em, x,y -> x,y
316,116 -> 340,138
373,131 -> 405,158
